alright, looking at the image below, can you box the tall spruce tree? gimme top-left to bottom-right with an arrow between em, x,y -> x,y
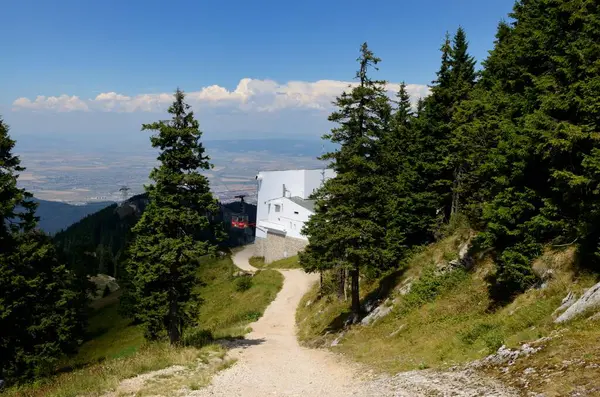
301,43 -> 392,321
458,0 -> 600,300
382,83 -> 429,261
447,27 -> 477,215
126,89 -> 221,344
0,117 -> 88,383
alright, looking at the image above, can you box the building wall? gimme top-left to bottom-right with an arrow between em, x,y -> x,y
254,231 -> 309,263
264,198 -> 312,240
256,170 -> 306,239
255,168 -> 335,239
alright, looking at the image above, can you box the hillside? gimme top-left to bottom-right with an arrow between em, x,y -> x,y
32,198 -> 114,234
296,225 -> 600,396
53,194 -> 148,277
54,193 -> 257,277
3,253 -> 284,397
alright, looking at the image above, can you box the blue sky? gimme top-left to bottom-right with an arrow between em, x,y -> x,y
1,0 -> 515,143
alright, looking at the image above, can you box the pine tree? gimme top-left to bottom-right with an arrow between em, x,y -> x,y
302,43 -> 392,321
0,117 -> 36,245
393,82 -> 413,127
0,117 -> 88,383
459,0 -> 600,300
448,27 -> 477,216
381,83 -> 426,261
125,89 -> 221,344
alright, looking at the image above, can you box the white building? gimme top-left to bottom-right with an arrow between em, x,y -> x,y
254,168 -> 335,263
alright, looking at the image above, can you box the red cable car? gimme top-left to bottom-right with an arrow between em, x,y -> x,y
231,214 -> 250,229
230,194 -> 255,229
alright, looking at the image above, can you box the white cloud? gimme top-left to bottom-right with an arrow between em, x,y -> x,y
12,78 -> 429,114
12,95 -> 89,112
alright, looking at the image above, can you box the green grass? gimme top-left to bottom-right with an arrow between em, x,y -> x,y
296,233 -> 600,396
249,255 -> 301,269
6,255 -> 283,397
196,256 -> 284,339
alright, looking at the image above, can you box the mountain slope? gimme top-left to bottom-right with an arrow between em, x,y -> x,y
54,193 -> 257,277
32,198 -> 114,234
296,226 -> 600,396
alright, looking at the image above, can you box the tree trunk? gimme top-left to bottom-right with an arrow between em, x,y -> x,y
319,271 -> 323,295
350,266 -> 360,322
169,248 -> 183,345
344,269 -> 348,301
337,267 -> 346,300
168,297 -> 181,345
451,167 -> 462,216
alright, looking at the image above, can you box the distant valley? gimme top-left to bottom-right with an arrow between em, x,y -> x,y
16,138 -> 331,205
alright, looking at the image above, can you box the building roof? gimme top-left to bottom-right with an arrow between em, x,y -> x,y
288,196 -> 315,212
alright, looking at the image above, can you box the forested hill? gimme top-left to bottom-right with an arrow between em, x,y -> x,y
54,193 -> 257,277
32,198 -> 114,234
53,194 -> 148,277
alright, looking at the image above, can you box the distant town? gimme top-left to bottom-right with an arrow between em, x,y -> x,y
15,139 -> 327,205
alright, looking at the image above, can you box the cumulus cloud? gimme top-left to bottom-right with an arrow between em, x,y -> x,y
12,95 -> 89,112
12,78 -> 429,114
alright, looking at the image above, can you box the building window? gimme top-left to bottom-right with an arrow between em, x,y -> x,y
294,211 -> 299,215
275,204 -> 281,212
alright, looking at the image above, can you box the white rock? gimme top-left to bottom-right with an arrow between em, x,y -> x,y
458,241 -> 470,261
330,332 -> 345,347
552,291 -> 577,317
389,324 -> 406,337
555,281 -> 600,323
361,300 -> 393,325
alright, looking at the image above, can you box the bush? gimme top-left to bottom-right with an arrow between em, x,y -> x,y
183,329 -> 213,348
459,322 -> 496,345
234,276 -> 253,292
399,267 -> 468,314
482,331 -> 504,353
242,311 -> 262,322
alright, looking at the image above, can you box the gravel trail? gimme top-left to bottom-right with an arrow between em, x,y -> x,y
189,245 -> 517,397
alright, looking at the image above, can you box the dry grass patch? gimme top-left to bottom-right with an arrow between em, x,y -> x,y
3,344 -> 224,397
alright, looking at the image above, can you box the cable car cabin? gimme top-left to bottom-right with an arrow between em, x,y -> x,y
231,214 -> 249,229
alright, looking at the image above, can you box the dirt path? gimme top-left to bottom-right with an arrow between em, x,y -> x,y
189,245 -> 517,397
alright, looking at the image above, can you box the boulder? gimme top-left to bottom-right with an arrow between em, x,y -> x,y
397,279 -> 413,295
89,274 -> 120,299
552,291 -> 577,317
361,299 -> 393,325
555,281 -> 600,323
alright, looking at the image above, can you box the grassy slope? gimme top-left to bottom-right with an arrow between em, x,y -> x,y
7,256 -> 283,397
249,255 -> 301,269
196,255 -> 284,338
296,230 -> 600,396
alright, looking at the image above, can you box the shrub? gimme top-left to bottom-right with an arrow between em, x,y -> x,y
183,329 -> 213,348
459,322 -> 496,345
242,311 -> 262,322
399,267 -> 468,314
234,276 -> 253,292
